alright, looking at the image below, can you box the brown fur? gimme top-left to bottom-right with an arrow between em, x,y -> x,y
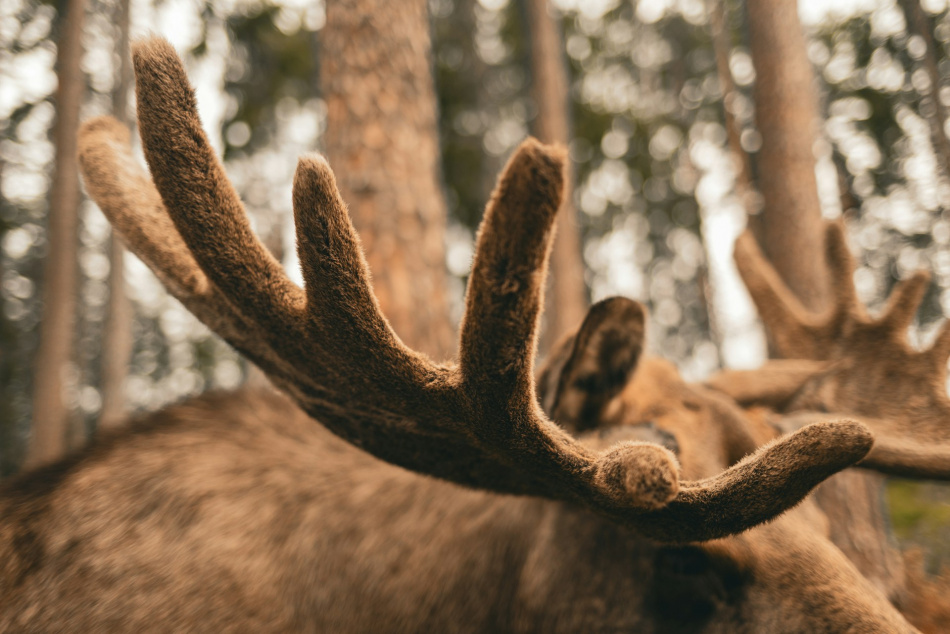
3,36 -> 938,631
901,550 -> 950,633
0,365 -> 914,632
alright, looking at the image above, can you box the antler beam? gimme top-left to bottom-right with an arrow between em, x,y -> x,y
78,37 -> 875,541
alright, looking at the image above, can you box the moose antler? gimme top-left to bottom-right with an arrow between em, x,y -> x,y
77,37 -> 873,542
728,223 -> 950,479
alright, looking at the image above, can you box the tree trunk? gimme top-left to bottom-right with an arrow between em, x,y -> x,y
98,0 -> 133,430
898,0 -> 950,191
0,151 -> 16,474
26,0 -> 87,467
746,0 -> 905,602
524,0 -> 587,348
320,0 -> 454,360
746,0 -> 828,311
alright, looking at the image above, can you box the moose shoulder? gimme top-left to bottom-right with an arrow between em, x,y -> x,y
1,37 -> 946,632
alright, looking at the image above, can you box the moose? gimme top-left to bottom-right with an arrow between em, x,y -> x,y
2,37 -> 949,632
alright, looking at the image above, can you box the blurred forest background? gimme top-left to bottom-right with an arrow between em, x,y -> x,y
2,0 -> 950,576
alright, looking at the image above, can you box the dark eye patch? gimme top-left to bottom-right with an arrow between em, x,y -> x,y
647,424 -> 680,455
597,422 -> 681,456
649,546 -> 746,628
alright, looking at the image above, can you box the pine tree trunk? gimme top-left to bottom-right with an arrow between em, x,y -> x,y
320,0 -> 454,360
27,0 -> 87,467
524,0 -> 587,348
746,0 -> 905,602
746,0 -> 828,312
98,0 -> 133,430
0,152 -> 16,474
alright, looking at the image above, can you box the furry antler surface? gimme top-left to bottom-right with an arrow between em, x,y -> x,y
78,37 -> 874,541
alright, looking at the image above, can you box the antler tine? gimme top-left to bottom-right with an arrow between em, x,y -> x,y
595,417 -> 873,540
292,155 -> 425,380
927,320 -> 950,372
78,117 -> 208,299
458,139 -> 564,411
131,38 -> 305,336
823,222 -> 861,321
860,436 -> 950,480
733,230 -> 814,357
879,271 -> 931,333
77,116 -> 304,383
704,359 -> 831,408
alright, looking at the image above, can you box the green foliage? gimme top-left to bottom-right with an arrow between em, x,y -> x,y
887,479 -> 950,569
220,5 -> 319,159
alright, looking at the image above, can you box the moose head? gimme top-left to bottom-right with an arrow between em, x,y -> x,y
77,37 -> 872,541
531,283 -> 929,632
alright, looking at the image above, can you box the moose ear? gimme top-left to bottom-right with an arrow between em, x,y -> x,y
537,297 -> 646,432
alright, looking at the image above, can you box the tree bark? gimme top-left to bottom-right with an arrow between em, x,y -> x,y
746,0 -> 828,311
26,0 -> 87,467
746,0 -> 905,602
320,0 -> 454,360
898,0 -> 950,192
0,148 -> 15,473
98,0 -> 133,430
524,0 -> 587,348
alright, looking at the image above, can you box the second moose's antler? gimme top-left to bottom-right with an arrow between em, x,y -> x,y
78,38 -> 874,542
712,223 -> 950,479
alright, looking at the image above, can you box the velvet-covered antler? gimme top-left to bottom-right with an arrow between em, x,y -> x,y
77,37 -> 873,542
728,222 -> 950,479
